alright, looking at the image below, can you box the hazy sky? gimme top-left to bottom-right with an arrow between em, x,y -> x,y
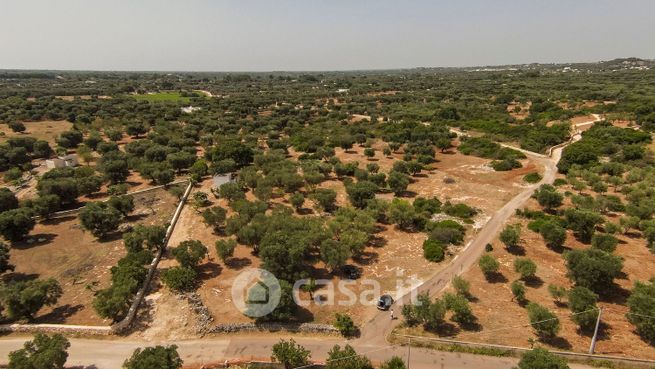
1,0 -> 654,71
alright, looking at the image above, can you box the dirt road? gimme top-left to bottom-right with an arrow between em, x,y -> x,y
0,335 -> 598,369
358,115 -> 601,345
0,116 -> 602,368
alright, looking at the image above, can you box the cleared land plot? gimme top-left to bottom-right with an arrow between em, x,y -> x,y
0,120 -> 73,146
4,187 -> 179,325
142,143 -> 543,339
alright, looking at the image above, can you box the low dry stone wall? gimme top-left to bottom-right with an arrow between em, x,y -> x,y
0,323 -> 112,336
208,322 -> 338,334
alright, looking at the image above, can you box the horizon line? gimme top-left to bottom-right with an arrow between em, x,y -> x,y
1,56 -> 653,75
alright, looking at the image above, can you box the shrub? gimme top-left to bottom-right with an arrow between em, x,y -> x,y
123,345 -> 183,369
514,258 -> 537,280
568,286 -> 599,331
523,172 -> 543,183
452,276 -> 470,297
271,339 -> 311,369
479,254 -> 499,278
511,280 -> 527,304
591,233 -> 618,253
161,266 -> 198,292
627,280 -> 655,342
8,333 -> 70,369
517,348 -> 569,369
526,302 -> 560,339
565,248 -> 623,293
423,239 -> 445,262
334,313 -> 358,337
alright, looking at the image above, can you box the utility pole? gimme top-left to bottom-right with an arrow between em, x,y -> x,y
589,308 -> 603,354
407,337 -> 411,369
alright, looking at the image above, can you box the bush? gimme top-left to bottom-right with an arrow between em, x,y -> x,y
271,339 -> 311,369
8,333 -> 70,369
591,233 -> 618,253
511,280 -> 527,304
514,258 -> 537,280
627,280 -> 655,342
539,221 -> 567,249
0,208 -> 35,242
123,345 -> 183,369
215,238 -> 237,263
170,240 -> 207,268
568,286 -> 599,331
443,202 -> 477,219
161,266 -> 198,292
479,254 -> 499,278
526,303 -> 560,339
334,313 -> 358,337
517,348 -> 569,369
500,224 -> 521,249
0,278 -> 62,320
565,248 -> 623,293
452,276 -> 470,297
523,172 -> 543,183
423,239 -> 445,262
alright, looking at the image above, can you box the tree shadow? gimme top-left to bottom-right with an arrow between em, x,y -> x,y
398,190 -> 418,198
226,257 -> 252,270
599,284 -> 630,305
524,276 -> 544,288
413,173 -> 428,178
426,321 -> 459,337
484,272 -> 508,284
11,233 -> 57,249
42,215 -> 77,226
543,336 -> 572,350
297,207 -> 315,216
506,245 -> 526,256
197,261 -> 222,280
353,251 -> 379,266
125,213 -> 150,222
368,236 -> 387,248
2,272 -> 39,283
35,304 -> 84,324
97,231 -> 125,243
547,244 -> 572,254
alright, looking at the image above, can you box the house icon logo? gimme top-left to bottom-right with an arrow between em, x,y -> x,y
231,268 -> 281,318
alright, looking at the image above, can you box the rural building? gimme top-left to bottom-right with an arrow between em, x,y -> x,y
45,154 -> 79,169
213,173 -> 236,187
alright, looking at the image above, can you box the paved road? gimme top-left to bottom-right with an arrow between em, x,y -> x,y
0,335 -> 597,369
0,116 -> 602,368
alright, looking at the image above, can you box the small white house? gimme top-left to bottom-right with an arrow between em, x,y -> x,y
46,154 -> 79,169
213,173 -> 235,187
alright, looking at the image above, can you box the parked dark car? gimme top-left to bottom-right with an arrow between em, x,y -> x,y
377,294 -> 394,310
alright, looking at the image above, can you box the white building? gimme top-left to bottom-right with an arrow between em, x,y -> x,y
46,154 -> 79,169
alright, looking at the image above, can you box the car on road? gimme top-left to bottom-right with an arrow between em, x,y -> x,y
377,294 -> 394,310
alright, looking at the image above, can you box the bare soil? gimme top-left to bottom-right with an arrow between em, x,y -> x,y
0,120 -> 73,146
4,188 -> 179,325
144,143 -> 544,339
398,180 -> 655,359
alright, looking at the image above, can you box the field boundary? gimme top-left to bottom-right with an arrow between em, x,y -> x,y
45,179 -> 188,219
393,333 -> 655,367
112,180 -> 193,333
0,180 -> 193,336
